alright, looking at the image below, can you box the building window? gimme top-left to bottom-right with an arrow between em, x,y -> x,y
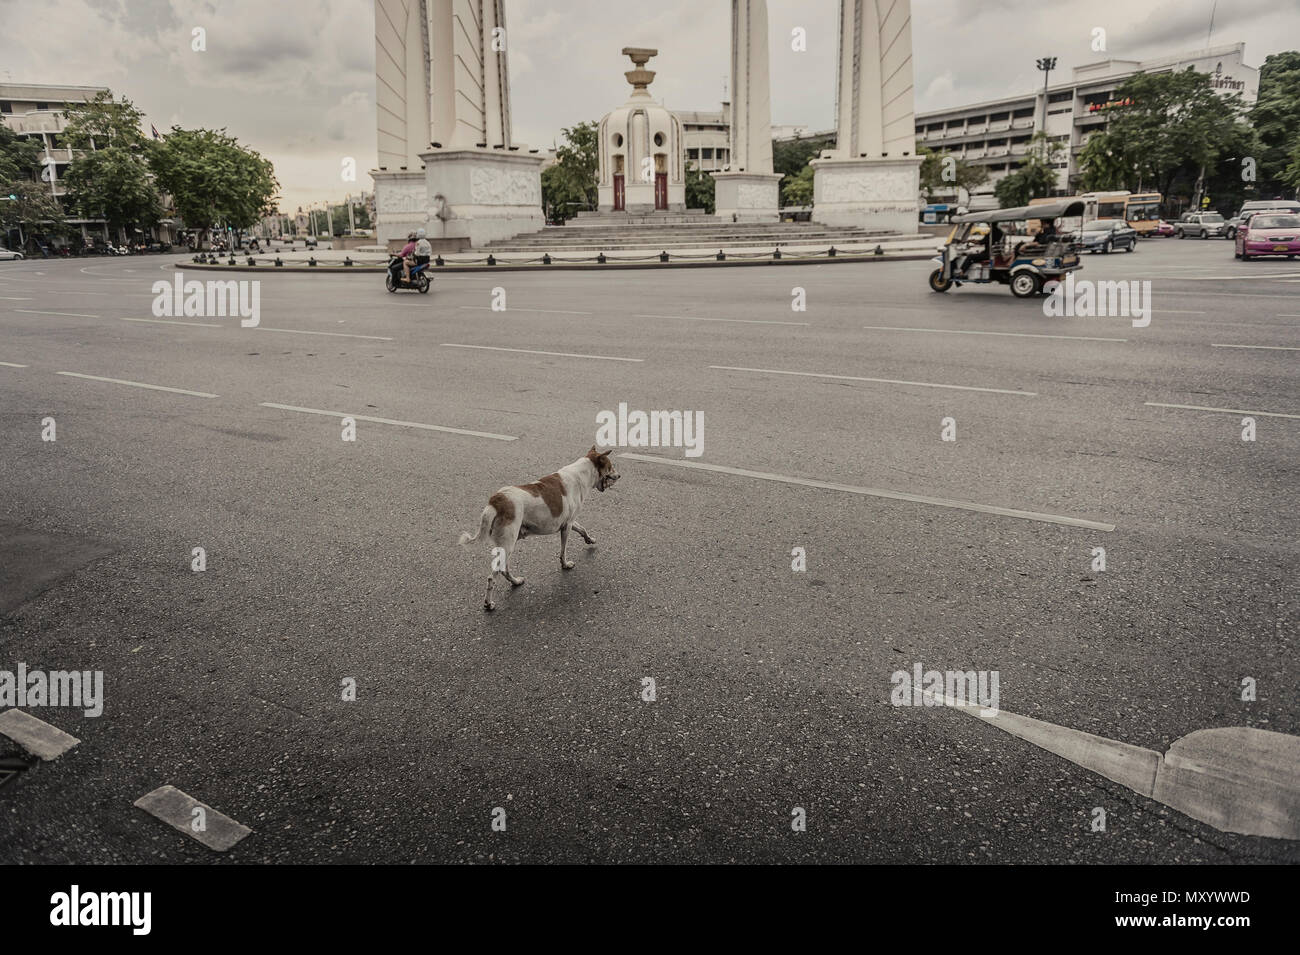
36,103 -> 49,111
1048,91 -> 1073,104
0,102 -> 10,113
653,132 -> 665,147
702,148 -> 713,159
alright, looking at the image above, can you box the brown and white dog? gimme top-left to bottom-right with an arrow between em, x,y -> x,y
458,447 -> 620,610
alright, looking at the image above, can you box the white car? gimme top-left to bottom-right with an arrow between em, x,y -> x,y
0,248 -> 25,261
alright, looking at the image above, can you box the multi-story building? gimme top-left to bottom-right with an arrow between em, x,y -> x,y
1,83 -> 112,242
914,42 -> 1260,204
674,107 -> 731,172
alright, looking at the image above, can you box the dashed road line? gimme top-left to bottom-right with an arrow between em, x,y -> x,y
460,305 -> 592,315
259,402 -> 517,441
709,364 -> 1036,396
14,309 -> 100,318
0,361 -> 28,367
621,453 -> 1113,531
121,317 -> 220,328
861,325 -> 1126,343
1210,343 -> 1300,352
55,371 -> 218,398
134,785 -> 252,852
255,326 -> 394,341
1145,401 -> 1298,420
0,709 -> 80,760
637,313 -> 810,326
440,343 -> 644,362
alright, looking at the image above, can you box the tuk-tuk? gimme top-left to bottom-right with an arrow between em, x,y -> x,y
929,199 -> 1085,298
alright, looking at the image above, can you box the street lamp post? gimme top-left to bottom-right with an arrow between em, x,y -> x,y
1036,56 -> 1057,135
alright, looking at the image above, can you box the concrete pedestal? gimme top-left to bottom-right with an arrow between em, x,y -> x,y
810,156 -> 923,233
712,171 -> 782,222
374,149 -> 545,249
372,170 -> 429,247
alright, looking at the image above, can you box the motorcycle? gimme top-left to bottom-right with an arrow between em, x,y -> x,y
386,255 -> 431,294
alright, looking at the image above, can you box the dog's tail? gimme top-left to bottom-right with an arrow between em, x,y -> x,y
458,504 -> 496,546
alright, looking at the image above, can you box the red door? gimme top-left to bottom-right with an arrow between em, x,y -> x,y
654,173 -> 668,210
613,174 -> 625,211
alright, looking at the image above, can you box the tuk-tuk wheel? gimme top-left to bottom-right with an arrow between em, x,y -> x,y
928,269 -> 952,293
1010,272 -> 1042,298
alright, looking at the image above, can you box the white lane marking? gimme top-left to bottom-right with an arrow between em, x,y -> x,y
259,402 -> 517,441
256,326 -> 394,341
861,324 -> 1126,343
1211,343 -> 1300,352
121,317 -> 220,328
14,309 -> 99,318
1145,401 -> 1298,420
56,371 -> 218,398
134,786 -> 252,852
621,453 -> 1114,531
0,709 -> 80,760
459,306 -> 592,315
0,296 -> 32,300
637,313 -> 810,326
0,361 -> 28,367
440,343 -> 643,363
709,364 -> 1036,396
1152,309 -> 1207,314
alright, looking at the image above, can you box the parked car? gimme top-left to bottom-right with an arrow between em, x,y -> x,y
0,247 -> 25,260
1234,212 -> 1300,260
1078,218 -> 1138,253
1225,199 -> 1300,239
1152,219 -> 1176,237
1175,212 -> 1226,239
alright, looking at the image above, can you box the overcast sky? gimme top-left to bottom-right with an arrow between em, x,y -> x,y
1,0 -> 1293,212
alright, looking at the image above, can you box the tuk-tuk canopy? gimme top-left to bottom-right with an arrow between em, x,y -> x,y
954,199 -> 1086,224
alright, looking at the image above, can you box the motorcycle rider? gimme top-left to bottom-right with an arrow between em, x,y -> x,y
413,228 -> 432,273
398,231 -> 418,282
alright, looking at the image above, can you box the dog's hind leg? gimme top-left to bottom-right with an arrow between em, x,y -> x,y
501,536 -> 525,587
483,574 -> 496,611
570,521 -> 596,546
559,524 -> 575,570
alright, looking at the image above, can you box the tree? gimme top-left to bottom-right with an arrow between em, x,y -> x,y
541,121 -> 598,223
0,125 -> 42,185
685,161 -> 716,213
780,164 -> 813,207
1250,51 -> 1300,197
1079,69 -> 1251,199
918,142 -> 988,206
1076,133 -> 1130,191
1,182 -> 67,248
773,133 -> 830,206
150,128 -> 279,248
995,132 -> 1063,207
62,145 -> 160,241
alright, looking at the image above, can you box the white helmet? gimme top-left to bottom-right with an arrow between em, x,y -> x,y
416,228 -> 427,238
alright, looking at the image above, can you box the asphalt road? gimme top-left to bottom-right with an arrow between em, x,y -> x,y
0,237 -> 1296,863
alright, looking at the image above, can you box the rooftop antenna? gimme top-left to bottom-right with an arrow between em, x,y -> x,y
1206,0 -> 1217,48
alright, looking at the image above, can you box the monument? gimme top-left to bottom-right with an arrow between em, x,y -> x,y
596,49 -> 687,214
712,0 -> 781,221
372,0 -> 544,248
811,0 -> 922,233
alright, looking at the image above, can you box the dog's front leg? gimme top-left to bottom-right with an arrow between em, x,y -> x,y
571,521 -> 596,546
559,524 -> 575,570
483,574 -> 496,611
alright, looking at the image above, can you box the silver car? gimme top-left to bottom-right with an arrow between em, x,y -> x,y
1175,212 -> 1226,239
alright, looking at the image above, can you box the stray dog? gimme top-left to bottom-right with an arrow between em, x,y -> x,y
458,447 -> 619,610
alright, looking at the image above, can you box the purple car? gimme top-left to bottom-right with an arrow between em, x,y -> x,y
1235,213 -> 1300,260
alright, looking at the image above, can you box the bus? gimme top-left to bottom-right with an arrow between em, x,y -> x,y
1121,192 -> 1162,236
1035,191 -> 1164,236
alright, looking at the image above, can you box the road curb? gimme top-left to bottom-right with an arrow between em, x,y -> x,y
176,252 -> 940,275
